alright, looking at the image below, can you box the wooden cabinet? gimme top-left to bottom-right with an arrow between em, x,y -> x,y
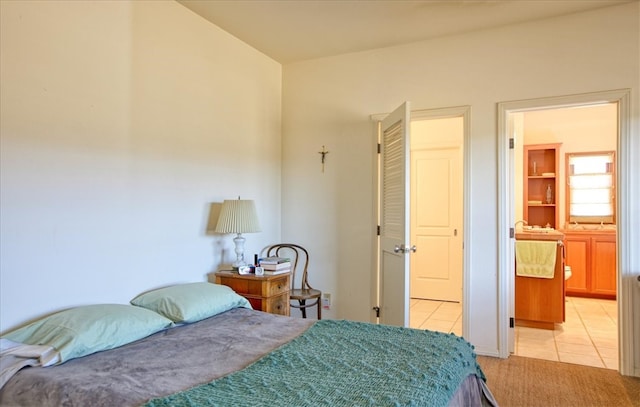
515,231 -> 565,330
523,143 -> 561,229
564,235 -> 589,294
591,235 -> 617,297
215,271 -> 291,316
564,232 -> 616,299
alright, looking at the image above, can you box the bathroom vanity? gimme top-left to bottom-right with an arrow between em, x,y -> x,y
564,228 -> 616,299
515,229 -> 565,330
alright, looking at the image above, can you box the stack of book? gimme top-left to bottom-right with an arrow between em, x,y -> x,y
258,256 -> 291,275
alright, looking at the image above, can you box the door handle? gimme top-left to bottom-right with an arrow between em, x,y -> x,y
394,244 -> 416,254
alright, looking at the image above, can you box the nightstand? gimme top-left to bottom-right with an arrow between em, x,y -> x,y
215,271 -> 290,316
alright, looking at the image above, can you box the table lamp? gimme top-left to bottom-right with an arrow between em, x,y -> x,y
215,198 -> 261,269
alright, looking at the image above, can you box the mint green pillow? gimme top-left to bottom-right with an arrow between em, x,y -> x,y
130,282 -> 252,324
3,304 -> 174,364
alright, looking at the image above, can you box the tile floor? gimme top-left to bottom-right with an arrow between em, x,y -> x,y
410,298 -> 463,336
409,296 -> 618,370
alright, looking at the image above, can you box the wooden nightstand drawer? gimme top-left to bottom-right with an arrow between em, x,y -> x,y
214,271 -> 290,316
237,279 -> 264,296
265,292 -> 289,315
217,278 -> 252,294
265,275 -> 289,296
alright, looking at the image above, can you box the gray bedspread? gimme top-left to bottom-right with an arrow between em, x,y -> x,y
0,308 -> 313,407
0,308 -> 496,407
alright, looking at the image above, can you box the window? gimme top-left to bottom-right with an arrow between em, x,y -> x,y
566,151 -> 615,224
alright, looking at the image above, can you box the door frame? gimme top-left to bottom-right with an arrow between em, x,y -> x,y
497,89 -> 634,376
371,106 -> 471,333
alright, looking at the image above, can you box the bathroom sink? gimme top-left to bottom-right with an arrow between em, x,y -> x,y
522,226 -> 555,233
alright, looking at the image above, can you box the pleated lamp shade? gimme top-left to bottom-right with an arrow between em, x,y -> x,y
215,199 -> 261,234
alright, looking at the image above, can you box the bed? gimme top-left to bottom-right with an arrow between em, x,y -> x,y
0,282 -> 497,407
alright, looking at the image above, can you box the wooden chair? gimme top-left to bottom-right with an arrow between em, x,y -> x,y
265,243 -> 321,319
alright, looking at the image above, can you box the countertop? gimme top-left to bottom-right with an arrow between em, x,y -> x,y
515,229 -> 565,241
560,228 -> 616,235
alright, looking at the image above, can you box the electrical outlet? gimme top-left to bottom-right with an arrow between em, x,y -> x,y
322,293 -> 331,310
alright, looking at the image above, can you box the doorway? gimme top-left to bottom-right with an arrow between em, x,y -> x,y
513,103 -> 618,369
373,104 -> 469,333
409,116 -> 464,336
497,89 -> 633,375
408,110 -> 467,334
409,118 -> 463,302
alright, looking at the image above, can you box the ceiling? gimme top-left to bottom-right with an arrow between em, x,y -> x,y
177,0 -> 632,64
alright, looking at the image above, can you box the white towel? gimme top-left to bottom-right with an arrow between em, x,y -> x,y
515,240 -> 557,279
0,338 -> 59,389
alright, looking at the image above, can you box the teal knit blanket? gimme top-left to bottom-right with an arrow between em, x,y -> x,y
143,320 -> 485,407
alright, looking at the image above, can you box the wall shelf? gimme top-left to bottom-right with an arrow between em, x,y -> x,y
523,143 -> 561,229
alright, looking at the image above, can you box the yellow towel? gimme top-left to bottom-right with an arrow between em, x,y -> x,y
515,241 -> 557,279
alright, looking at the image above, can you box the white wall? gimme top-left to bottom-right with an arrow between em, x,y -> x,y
281,3 -> 639,356
0,1 -> 282,331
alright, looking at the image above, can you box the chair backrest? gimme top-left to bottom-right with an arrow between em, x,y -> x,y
264,243 -> 313,291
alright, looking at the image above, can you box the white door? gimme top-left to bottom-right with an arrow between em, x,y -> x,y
379,102 -> 412,327
410,147 -> 462,302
